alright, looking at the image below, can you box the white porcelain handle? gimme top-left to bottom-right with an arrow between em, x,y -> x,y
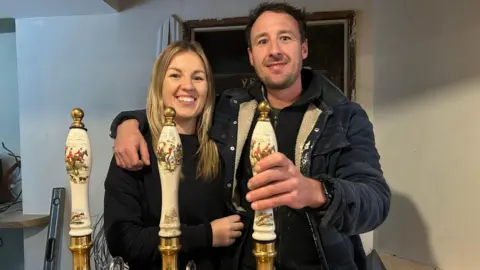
250,102 -> 277,242
157,107 -> 182,238
65,108 -> 92,237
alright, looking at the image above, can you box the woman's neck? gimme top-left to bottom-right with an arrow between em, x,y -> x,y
175,118 -> 197,135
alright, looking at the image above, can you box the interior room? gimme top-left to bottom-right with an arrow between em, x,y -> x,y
0,0 -> 478,269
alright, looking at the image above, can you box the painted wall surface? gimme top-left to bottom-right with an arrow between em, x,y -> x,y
15,0 -> 374,269
373,0 -> 480,269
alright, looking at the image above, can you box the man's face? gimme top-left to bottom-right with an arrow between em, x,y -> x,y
248,11 -> 308,90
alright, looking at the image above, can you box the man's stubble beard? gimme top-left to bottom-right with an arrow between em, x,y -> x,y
262,73 -> 296,90
254,61 -> 302,91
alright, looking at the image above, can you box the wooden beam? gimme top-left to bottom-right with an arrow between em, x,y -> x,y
0,18 -> 15,34
103,0 -> 146,12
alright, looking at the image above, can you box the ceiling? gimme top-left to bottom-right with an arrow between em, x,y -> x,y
0,0 -> 116,18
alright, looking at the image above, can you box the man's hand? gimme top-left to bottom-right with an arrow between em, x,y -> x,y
113,119 -> 150,170
246,152 -> 326,211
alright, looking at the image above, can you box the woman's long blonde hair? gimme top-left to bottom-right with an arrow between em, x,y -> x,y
146,40 -> 219,180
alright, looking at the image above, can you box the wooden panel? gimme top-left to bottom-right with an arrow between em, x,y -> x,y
214,73 -> 258,91
0,203 -> 49,229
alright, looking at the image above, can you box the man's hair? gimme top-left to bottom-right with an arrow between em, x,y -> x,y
245,2 -> 307,48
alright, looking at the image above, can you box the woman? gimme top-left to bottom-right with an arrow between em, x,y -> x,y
103,41 -> 243,270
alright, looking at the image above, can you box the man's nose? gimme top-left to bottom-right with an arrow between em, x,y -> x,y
268,40 -> 281,57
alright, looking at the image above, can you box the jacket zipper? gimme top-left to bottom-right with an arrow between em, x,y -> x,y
304,109 -> 332,270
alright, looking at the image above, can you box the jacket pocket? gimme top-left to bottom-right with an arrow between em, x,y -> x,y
311,124 -> 350,176
318,226 -> 357,270
313,124 -> 349,155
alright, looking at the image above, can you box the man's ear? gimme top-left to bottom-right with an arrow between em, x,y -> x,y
301,39 -> 308,60
248,47 -> 254,66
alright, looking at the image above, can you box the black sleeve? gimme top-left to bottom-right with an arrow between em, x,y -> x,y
103,156 -> 159,267
103,156 -> 213,267
312,105 -> 391,235
109,109 -> 148,139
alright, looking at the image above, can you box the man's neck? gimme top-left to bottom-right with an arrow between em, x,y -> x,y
265,77 -> 302,109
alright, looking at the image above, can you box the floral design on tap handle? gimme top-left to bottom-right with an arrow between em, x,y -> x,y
65,146 -> 89,184
70,211 -> 87,225
250,137 -> 277,228
250,139 -> 276,164
163,207 -> 180,225
156,139 -> 182,173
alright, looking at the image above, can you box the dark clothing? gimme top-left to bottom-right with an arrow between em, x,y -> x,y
109,68 -> 391,270
104,132 -> 229,270
235,94 -> 319,270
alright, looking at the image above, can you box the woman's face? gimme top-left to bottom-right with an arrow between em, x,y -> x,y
162,51 -> 208,124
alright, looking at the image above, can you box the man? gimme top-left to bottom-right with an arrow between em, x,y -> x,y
109,2 -> 390,270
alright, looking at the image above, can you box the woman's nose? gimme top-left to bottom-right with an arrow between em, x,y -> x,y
180,79 -> 194,91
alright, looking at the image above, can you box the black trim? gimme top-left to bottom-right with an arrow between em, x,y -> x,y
0,18 -> 15,33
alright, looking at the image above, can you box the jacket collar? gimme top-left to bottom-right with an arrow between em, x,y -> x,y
247,68 -> 348,111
